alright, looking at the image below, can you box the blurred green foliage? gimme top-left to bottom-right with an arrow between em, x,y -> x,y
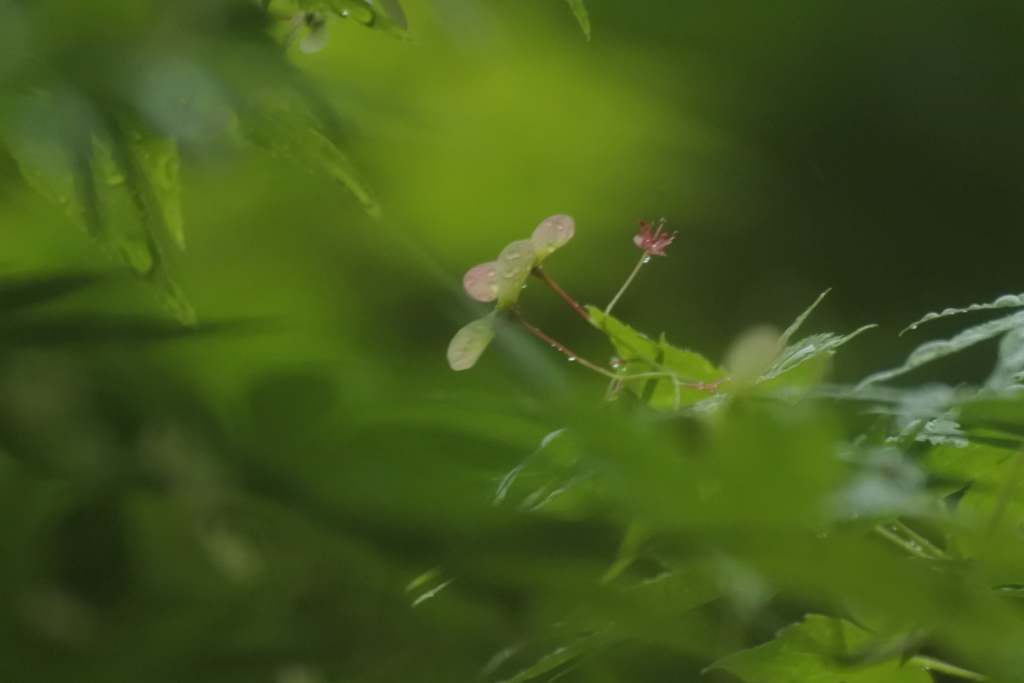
3,1 -> 1024,683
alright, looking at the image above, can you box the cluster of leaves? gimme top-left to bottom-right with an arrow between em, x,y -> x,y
447,214 -> 576,371
273,0 -> 410,53
447,219 -> 1024,683
450,215 -> 872,406
0,0 -> 389,321
0,0 -> 590,322
13,234 -> 1024,683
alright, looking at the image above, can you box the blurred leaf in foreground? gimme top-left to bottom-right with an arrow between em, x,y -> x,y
708,615 -> 932,683
565,0 -> 591,40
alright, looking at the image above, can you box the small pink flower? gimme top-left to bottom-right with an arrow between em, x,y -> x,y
633,220 -> 677,257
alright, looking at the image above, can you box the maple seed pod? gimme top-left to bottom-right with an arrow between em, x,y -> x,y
494,239 -> 538,308
447,314 -> 497,371
531,215 -> 575,261
463,262 -> 498,302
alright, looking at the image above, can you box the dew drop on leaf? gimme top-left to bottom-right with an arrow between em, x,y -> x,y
531,215 -> 575,262
494,239 -> 537,307
462,262 -> 497,302
447,315 -> 496,371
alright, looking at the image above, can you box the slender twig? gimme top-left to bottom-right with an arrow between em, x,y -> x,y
909,655 -> 987,681
605,254 -> 647,315
510,308 -> 724,396
604,333 -> 726,389
533,260 -> 721,394
510,309 -> 616,378
619,371 -> 718,386
604,376 -> 625,400
873,525 -> 934,560
891,519 -> 948,560
531,267 -> 590,321
605,371 -> 722,407
682,378 -> 726,393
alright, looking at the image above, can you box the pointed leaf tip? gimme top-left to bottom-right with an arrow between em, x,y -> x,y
565,0 -> 591,40
300,22 -> 330,53
463,262 -> 498,302
447,315 -> 496,370
901,292 -> 1024,335
376,0 -> 408,31
708,615 -> 933,683
860,309 -> 1024,388
780,288 -> 830,346
531,215 -> 575,262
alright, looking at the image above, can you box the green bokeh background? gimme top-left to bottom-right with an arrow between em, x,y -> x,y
6,0 -> 1023,386
3,1 -> 1024,681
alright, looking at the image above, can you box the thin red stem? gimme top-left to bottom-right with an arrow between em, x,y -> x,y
510,310 -> 613,378
532,267 -> 590,321
681,378 -> 726,394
